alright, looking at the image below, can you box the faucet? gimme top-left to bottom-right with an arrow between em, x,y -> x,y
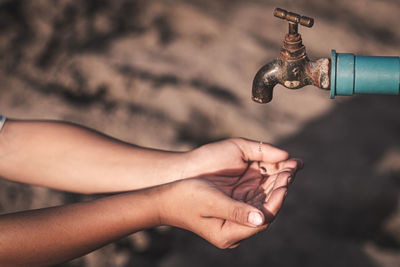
252,8 -> 399,104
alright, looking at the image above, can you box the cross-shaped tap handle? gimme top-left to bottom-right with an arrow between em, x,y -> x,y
273,8 -> 314,35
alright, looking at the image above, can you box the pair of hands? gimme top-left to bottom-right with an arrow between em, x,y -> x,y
156,138 -> 303,249
0,121 -> 302,265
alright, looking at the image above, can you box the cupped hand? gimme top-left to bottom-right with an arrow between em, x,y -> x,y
158,138 -> 303,248
185,138 -> 300,179
157,178 -> 264,249
201,158 -> 302,225
178,138 -> 303,247
157,169 -> 298,249
186,138 -> 303,214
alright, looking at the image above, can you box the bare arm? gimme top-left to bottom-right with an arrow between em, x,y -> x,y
0,119 -> 187,193
0,119 -> 302,265
0,187 -> 160,266
0,120 -> 296,195
0,176 -> 294,267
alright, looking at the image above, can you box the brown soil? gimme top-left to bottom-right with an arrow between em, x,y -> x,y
0,1 -> 399,266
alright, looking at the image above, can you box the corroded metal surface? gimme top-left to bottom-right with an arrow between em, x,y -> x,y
306,58 -> 330,89
273,8 -> 314,28
252,7 -> 329,103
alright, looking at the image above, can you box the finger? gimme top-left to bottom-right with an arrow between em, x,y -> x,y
231,180 -> 264,201
229,243 -> 241,249
296,158 -> 304,169
273,171 -> 291,190
261,158 -> 303,176
233,138 -> 289,163
205,190 -> 265,227
263,171 -> 290,203
248,192 -> 267,209
261,174 -> 278,200
221,220 -> 268,246
242,161 -> 265,180
262,187 -> 287,223
278,158 -> 303,172
238,161 -> 268,185
201,219 -> 266,249
278,159 -> 303,184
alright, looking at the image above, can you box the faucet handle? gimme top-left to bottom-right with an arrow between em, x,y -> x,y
274,8 -> 314,28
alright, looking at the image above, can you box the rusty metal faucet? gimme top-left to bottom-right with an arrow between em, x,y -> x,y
252,8 -> 330,103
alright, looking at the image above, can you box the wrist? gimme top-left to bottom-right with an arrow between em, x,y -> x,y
153,180 -> 185,227
155,150 -> 195,182
113,186 -> 166,230
146,150 -> 193,184
151,182 -> 172,226
179,146 -> 209,179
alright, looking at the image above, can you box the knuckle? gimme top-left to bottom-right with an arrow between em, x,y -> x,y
230,206 -> 242,222
214,232 -> 233,249
263,142 -> 273,149
216,238 -> 231,249
279,170 -> 292,178
285,160 -> 298,169
229,243 -> 240,249
234,137 -> 245,142
229,137 -> 245,146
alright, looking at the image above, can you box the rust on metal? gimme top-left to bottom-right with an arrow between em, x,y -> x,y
252,7 -> 329,103
280,33 -> 305,60
305,58 -> 330,89
273,8 -> 314,28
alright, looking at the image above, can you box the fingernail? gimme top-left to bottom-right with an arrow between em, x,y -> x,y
248,212 -> 263,226
260,166 -> 267,174
288,176 -> 293,184
299,160 -> 304,169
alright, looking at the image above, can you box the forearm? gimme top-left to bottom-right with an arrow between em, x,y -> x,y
0,187 -> 161,266
0,119 -> 188,193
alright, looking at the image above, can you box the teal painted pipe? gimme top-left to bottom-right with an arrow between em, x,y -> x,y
330,50 -> 400,98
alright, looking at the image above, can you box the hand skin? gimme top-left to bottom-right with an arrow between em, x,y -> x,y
0,119 -> 303,265
0,175 -> 295,267
186,138 -> 303,248
0,120 -> 301,195
185,138 -> 293,179
0,119 -> 188,193
186,137 -> 303,188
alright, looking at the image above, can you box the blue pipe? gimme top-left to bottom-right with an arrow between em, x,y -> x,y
330,50 -> 400,98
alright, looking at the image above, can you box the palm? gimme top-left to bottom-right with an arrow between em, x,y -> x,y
189,138 -> 286,179
191,138 -> 300,222
202,161 -> 278,216
176,138 -> 301,248
196,172 -> 285,249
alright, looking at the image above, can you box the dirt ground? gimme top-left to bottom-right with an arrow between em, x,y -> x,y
0,0 -> 399,266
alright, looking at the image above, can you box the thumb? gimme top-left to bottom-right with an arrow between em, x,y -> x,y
207,192 -> 265,227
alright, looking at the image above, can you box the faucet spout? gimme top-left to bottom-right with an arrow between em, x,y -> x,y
252,56 -> 330,104
252,59 -> 281,103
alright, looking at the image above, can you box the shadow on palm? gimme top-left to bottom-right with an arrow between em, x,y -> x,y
201,161 -> 292,226
177,138 -> 302,248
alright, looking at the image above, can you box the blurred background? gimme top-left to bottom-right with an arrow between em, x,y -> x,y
0,0 -> 399,266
